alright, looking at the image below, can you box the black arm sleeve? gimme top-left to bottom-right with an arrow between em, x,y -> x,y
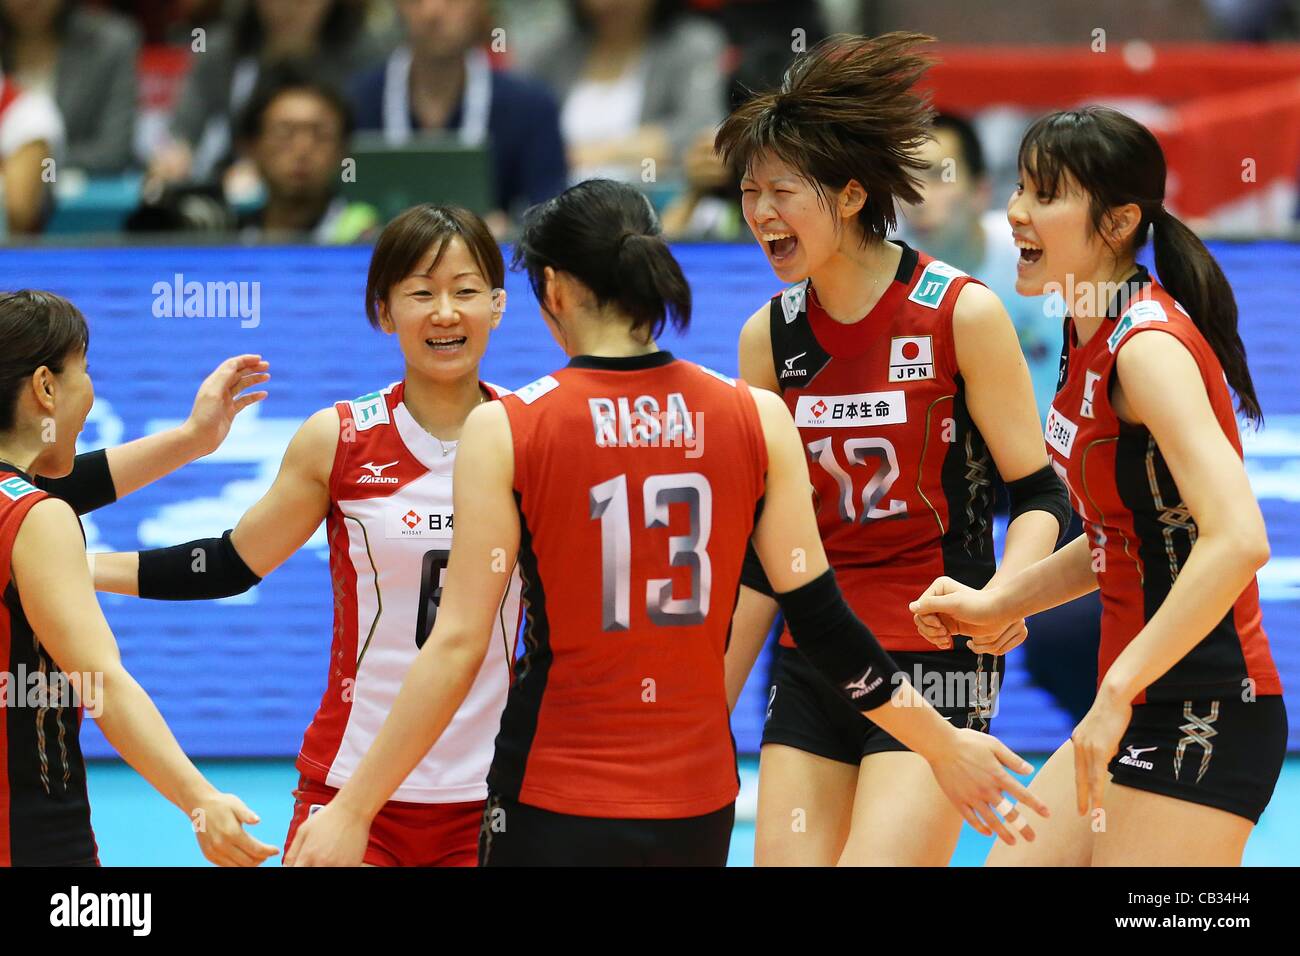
739,539 -> 775,598
1005,463 -> 1072,545
137,530 -> 262,600
32,449 -> 117,515
775,568 -> 907,712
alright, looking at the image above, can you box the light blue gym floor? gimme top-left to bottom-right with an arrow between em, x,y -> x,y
86,755 -> 1300,866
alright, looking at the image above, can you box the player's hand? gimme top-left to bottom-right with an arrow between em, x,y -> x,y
909,576 -> 1016,645
284,801 -> 369,867
965,617 -> 1029,656
181,354 -> 270,458
927,728 -> 1049,845
1069,686 -> 1131,816
191,792 -> 280,867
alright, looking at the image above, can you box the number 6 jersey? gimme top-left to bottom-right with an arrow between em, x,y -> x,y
297,380 -> 523,803
495,352 -> 767,819
768,242 -> 997,651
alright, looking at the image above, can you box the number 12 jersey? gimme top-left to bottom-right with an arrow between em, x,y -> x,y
767,242 -> 997,651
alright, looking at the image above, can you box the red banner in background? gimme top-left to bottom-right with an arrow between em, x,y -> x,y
923,44 -> 1300,226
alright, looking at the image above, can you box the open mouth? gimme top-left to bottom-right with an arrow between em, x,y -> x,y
1015,238 -> 1043,267
763,231 -> 799,263
426,335 -> 467,352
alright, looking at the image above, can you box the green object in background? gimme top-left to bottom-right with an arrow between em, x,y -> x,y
341,135 -> 495,220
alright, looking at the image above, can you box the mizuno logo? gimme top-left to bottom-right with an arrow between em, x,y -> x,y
845,668 -> 883,700
358,460 -> 400,484
1118,744 -> 1156,770
780,351 -> 809,379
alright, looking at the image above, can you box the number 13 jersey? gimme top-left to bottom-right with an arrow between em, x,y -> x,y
495,352 -> 767,819
298,380 -> 523,803
768,242 -> 997,651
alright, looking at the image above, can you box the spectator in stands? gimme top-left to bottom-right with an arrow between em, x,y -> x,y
235,63 -> 378,243
0,66 -> 62,235
350,0 -> 566,229
523,0 -> 727,184
901,112 -> 1063,422
148,0 -> 390,187
0,0 -> 139,175
901,111 -> 1100,725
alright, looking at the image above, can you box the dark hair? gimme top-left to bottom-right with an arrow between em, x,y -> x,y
513,179 -> 690,341
234,0 -> 363,58
1019,107 -> 1262,424
0,290 -> 89,433
569,0 -> 685,36
364,205 -> 504,329
714,32 -> 936,243
235,59 -> 355,143
933,112 -> 986,180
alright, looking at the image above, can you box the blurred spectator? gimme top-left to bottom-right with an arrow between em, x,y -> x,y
0,0 -> 139,174
350,0 -> 567,226
149,0 -> 390,187
234,63 -> 378,242
523,0 -> 727,183
901,112 -> 1063,423
127,62 -> 379,244
0,69 -> 62,234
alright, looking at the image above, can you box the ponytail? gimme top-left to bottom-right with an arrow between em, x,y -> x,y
613,232 -> 691,339
1151,212 -> 1262,424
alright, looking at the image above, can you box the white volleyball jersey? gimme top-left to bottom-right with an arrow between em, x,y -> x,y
296,380 -> 523,802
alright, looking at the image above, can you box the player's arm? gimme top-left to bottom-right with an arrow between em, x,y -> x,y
723,302 -> 784,707
725,580 -> 779,712
953,283 -> 1068,573
92,407 -> 335,597
1068,331 -> 1270,813
285,401 -> 519,866
910,532 -> 1098,643
37,355 -> 270,515
12,498 -> 279,866
749,387 -> 1048,842
924,284 -> 1071,655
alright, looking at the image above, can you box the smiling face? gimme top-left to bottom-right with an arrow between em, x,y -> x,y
1007,158 -> 1114,298
740,151 -> 863,283
29,348 -> 94,479
376,236 -> 503,384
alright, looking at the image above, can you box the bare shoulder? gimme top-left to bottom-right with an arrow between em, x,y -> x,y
952,280 -> 1014,333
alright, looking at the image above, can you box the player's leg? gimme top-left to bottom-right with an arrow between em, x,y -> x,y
1092,695 -> 1286,866
1092,785 -> 1251,866
838,749 -> 964,866
985,739 -> 1098,866
754,744 -> 857,865
754,646 -> 864,865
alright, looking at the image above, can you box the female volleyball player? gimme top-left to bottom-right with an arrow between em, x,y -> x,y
93,205 -> 522,867
713,33 -> 1070,866
284,178 -> 1049,868
910,107 -> 1285,866
0,290 -> 278,866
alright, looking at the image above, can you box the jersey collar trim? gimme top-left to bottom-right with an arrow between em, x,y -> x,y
567,351 -> 675,371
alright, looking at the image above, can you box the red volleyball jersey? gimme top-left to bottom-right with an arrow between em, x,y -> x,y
492,352 -> 767,818
1046,267 -> 1280,704
766,242 -> 997,651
